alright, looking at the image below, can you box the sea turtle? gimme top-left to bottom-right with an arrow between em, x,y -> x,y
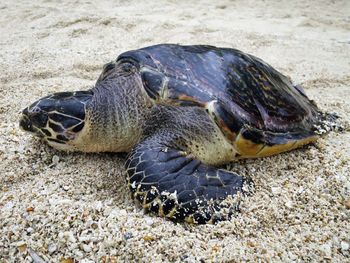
19,44 -> 336,224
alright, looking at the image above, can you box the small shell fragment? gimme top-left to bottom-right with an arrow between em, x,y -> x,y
17,242 -> 27,252
52,155 -> 59,165
143,235 -> 155,242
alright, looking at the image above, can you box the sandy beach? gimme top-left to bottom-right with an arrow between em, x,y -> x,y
0,0 -> 349,262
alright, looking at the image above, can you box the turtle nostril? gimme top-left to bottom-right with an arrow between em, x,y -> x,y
31,106 -> 41,113
21,105 -> 49,129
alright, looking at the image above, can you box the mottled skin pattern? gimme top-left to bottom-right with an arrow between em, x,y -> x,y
20,44 -> 332,224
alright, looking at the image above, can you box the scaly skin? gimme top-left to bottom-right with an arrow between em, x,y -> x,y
20,63 -> 249,223
76,68 -> 153,153
20,65 -> 153,152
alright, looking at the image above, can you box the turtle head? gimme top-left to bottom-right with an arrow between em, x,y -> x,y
20,91 -> 93,150
21,62 -> 153,153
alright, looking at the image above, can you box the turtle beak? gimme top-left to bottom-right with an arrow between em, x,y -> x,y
19,107 -> 48,133
19,115 -> 34,132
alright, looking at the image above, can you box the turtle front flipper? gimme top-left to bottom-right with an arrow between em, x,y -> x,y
125,134 -> 251,224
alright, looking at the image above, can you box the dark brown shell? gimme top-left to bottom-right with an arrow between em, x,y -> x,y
116,44 -> 322,147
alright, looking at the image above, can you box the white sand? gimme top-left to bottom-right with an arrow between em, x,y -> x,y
0,0 -> 349,262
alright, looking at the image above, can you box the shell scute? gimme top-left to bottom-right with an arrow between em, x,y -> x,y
117,44 -> 323,151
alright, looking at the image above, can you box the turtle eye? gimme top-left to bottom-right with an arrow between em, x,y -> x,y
31,106 -> 41,113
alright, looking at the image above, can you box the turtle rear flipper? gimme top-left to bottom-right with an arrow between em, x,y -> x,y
125,134 -> 252,224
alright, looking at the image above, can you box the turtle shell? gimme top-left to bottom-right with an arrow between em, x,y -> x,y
116,44 -> 321,156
